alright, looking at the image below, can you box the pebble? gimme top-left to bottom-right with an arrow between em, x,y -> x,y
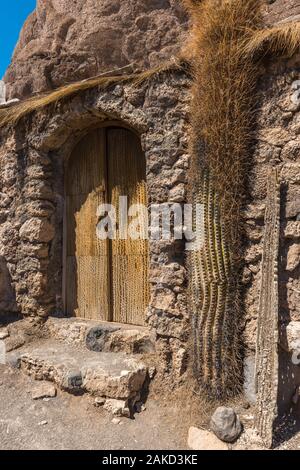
112,418 -> 121,425
0,329 -> 9,340
38,420 -> 48,426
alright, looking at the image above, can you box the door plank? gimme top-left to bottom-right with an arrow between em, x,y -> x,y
66,129 -> 110,320
107,128 -> 149,326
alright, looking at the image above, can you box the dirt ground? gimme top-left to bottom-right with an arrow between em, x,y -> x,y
1,364 -> 300,451
0,365 -> 190,451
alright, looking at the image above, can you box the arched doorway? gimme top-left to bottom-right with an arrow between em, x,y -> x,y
65,126 -> 149,326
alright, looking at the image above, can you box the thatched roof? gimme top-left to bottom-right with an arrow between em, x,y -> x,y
0,58 -> 187,129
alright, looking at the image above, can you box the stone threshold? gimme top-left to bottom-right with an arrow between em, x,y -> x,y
45,316 -> 156,354
6,338 -> 150,418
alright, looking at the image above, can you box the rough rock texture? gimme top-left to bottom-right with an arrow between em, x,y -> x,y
187,426 -> 228,451
286,321 -> 300,352
243,58 -> 300,353
45,317 -> 155,354
263,0 -> 300,25
4,0 -> 300,101
0,68 -> 190,386
0,327 -> 9,340
1,0 -> 300,405
232,428 -> 265,451
254,169 -> 280,449
32,381 -> 57,399
4,0 -> 188,99
210,407 -> 242,443
286,243 -> 300,271
243,56 -> 300,426
103,398 -> 130,418
17,339 -> 148,404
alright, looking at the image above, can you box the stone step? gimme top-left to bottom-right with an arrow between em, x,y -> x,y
7,339 -> 149,416
45,317 -> 155,354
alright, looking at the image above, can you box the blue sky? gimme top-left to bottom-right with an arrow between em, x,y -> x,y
0,1 -> 36,78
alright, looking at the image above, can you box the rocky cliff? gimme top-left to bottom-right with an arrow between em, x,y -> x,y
4,0 -> 188,99
4,1 -> 300,100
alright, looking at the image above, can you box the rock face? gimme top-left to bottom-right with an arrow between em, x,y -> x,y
210,407 -> 242,443
263,0 -> 300,25
4,0 -> 188,99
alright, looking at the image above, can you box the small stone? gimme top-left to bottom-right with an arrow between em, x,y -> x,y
134,401 -> 146,413
107,329 -> 155,354
285,221 -> 300,239
286,243 -> 300,271
38,420 -> 48,426
0,328 -> 9,340
62,369 -> 83,391
6,352 -> 21,369
242,203 -> 265,220
111,418 -> 121,425
5,335 -> 25,352
19,218 -> 55,243
85,325 -> 119,352
286,321 -> 300,352
187,427 -> 228,451
148,366 -> 156,379
104,398 -> 130,418
169,183 -> 186,202
0,340 -> 5,365
210,407 -> 242,443
94,397 -> 106,407
32,382 -> 57,400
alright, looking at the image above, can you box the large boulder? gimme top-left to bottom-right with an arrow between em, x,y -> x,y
4,0 -> 188,99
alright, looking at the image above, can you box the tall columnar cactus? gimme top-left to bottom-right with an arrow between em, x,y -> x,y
186,0 -> 262,398
190,170 -> 240,397
184,0 -> 300,399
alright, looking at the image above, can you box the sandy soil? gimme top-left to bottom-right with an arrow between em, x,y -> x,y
0,365 -> 189,451
1,364 -> 300,451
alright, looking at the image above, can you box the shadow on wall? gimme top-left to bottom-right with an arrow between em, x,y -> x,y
0,256 -> 17,314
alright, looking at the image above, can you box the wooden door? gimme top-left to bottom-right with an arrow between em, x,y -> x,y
65,127 -> 149,325
107,128 -> 149,326
66,129 -> 110,320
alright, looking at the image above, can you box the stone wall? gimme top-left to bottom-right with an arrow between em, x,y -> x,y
0,69 -> 191,386
243,56 -> 300,410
